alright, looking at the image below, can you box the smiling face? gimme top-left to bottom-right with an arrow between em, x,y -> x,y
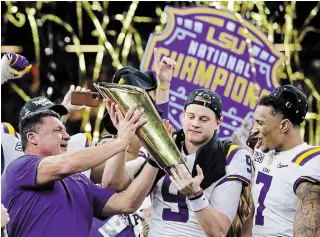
182,104 -> 221,147
30,116 -> 70,156
252,105 -> 288,153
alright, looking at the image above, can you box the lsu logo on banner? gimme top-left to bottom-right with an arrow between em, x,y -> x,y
140,6 -> 285,139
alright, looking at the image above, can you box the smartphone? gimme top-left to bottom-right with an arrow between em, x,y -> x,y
71,91 -> 100,107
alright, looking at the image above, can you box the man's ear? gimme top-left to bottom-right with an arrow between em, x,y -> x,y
27,132 -> 38,146
216,117 -> 222,130
280,119 -> 290,133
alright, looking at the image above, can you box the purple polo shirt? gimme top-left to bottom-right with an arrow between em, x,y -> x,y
1,155 -> 115,237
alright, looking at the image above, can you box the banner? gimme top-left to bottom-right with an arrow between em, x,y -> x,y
140,6 -> 285,140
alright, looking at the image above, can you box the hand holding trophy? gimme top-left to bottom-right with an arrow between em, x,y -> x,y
94,82 -> 185,170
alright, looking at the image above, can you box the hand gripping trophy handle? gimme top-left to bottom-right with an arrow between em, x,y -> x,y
94,82 -> 186,170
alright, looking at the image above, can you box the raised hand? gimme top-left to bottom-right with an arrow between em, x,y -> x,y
61,85 -> 90,114
153,48 -> 176,89
169,164 -> 204,197
162,119 -> 177,142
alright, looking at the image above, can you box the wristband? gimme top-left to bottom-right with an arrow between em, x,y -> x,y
187,191 -> 209,212
187,188 -> 203,200
147,157 -> 159,168
157,84 -> 169,90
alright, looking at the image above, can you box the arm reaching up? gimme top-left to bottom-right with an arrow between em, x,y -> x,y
153,48 -> 176,106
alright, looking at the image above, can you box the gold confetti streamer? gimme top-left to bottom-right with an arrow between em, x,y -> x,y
76,1 -> 83,39
133,30 -> 144,62
4,1 -> 26,28
81,1 -> 110,133
299,1 -> 320,31
233,12 -> 259,102
121,31 -> 133,66
3,1 -> 319,144
92,3 -> 110,83
82,1 -> 122,70
283,2 -> 296,84
116,1 -> 139,48
40,14 -> 87,79
9,83 -> 30,102
25,7 -> 41,93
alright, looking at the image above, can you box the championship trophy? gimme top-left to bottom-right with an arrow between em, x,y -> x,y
93,82 -> 185,170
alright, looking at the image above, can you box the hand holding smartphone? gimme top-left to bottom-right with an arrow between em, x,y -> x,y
71,91 -> 100,107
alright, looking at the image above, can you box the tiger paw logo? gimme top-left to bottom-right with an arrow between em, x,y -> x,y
254,151 -> 265,163
141,6 -> 285,140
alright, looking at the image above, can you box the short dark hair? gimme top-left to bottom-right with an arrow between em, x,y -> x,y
259,95 -> 302,126
19,110 -> 61,151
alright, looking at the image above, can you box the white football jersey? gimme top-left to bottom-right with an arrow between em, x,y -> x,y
147,145 -> 252,237
66,133 -> 92,178
1,122 -> 23,175
251,143 -> 320,237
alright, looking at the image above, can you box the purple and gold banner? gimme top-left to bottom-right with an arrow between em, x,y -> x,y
140,6 -> 285,140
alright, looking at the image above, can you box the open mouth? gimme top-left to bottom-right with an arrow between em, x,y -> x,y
60,144 -> 68,149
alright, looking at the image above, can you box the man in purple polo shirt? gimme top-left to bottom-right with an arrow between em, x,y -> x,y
2,107 -> 159,237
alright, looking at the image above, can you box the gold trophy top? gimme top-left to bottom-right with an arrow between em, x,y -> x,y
93,82 -> 185,169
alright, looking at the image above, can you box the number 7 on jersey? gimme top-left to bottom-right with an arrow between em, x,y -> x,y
255,172 -> 273,226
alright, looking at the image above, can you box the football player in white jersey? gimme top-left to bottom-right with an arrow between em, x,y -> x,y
103,88 -> 252,237
246,85 -> 320,237
94,50 -> 176,237
1,123 -> 23,175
